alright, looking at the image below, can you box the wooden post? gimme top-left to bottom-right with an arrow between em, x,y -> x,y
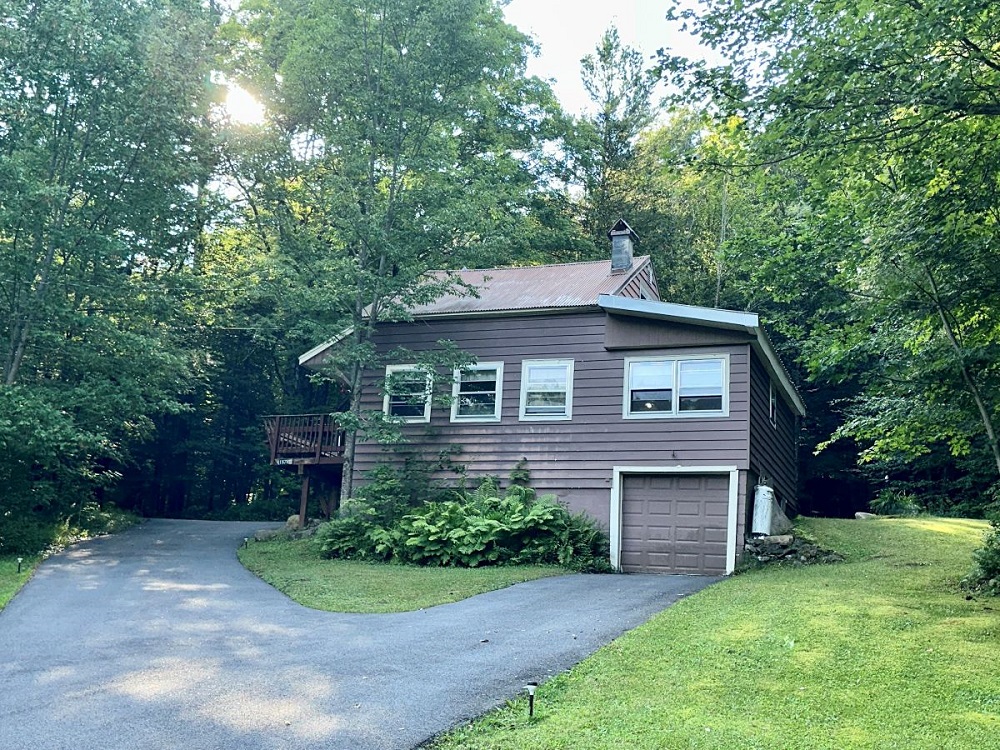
298,465 -> 310,528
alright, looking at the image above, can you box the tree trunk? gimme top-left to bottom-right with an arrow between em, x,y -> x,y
924,268 -> 1000,478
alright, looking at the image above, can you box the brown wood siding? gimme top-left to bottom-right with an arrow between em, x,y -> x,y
353,311 -> 753,529
605,314 -> 754,350
747,351 -> 799,512
618,263 -> 659,301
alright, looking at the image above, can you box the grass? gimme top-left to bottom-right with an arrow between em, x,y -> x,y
432,517 -> 999,750
238,536 -> 566,613
0,554 -> 40,611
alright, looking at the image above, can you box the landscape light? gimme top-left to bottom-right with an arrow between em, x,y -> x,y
243,537 -> 249,549
16,557 -> 23,574
525,682 -> 538,718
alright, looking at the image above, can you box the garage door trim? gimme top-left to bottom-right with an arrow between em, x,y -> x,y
610,465 -> 739,575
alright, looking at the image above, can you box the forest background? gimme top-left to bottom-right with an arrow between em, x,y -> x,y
2,0 -> 998,552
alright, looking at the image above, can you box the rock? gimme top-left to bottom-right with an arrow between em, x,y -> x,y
855,512 -> 878,520
742,534 -> 844,568
285,514 -> 302,530
254,528 -> 282,542
760,534 -> 794,546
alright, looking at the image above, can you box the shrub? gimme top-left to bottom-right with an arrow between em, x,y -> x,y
870,488 -> 921,516
322,478 -> 613,571
316,501 -> 395,561
0,516 -> 57,555
963,518 -> 1000,597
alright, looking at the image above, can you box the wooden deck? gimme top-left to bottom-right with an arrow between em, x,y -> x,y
264,414 -> 346,466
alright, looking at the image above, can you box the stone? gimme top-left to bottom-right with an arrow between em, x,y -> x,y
855,512 -> 878,520
760,534 -> 794,546
254,528 -> 282,542
285,514 -> 302,530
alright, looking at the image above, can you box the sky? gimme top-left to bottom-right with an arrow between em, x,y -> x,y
501,0 -> 710,117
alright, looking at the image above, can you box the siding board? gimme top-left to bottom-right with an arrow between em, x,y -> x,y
747,351 -> 799,513
353,310 -> 754,529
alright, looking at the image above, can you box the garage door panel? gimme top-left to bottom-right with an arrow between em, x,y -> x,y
705,501 -> 730,518
675,526 -> 702,542
620,473 -> 730,575
704,528 -> 728,543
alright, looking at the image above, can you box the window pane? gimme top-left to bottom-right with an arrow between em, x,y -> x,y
628,361 -> 673,415
678,360 -> 723,412
630,389 -> 672,412
456,367 -> 499,418
389,398 -> 426,417
630,360 -> 672,390
525,391 -> 566,414
386,370 -> 429,418
678,394 -> 723,411
458,393 -> 497,416
522,361 -> 570,417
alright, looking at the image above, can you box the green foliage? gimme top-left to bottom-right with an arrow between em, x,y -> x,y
316,479 -> 611,571
963,518 -> 1000,596
0,500 -> 139,555
869,489 -> 921,517
316,501 -> 394,561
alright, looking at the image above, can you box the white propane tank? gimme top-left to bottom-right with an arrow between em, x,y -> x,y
752,484 -> 776,536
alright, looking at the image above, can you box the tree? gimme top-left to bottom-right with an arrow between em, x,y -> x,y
572,26 -> 658,247
0,0 -> 219,536
666,0 -> 1000,507
225,0 -> 569,500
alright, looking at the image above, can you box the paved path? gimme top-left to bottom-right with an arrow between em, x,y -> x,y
0,520 -> 716,750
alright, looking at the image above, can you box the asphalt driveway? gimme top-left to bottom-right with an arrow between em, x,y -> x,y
0,520 -> 717,750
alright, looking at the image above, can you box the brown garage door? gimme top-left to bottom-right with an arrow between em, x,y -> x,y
620,473 -> 730,574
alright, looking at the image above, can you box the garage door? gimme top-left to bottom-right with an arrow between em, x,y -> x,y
620,473 -> 730,574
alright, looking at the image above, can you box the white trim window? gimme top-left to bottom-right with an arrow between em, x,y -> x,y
519,359 -> 574,420
383,365 -> 432,423
451,362 -> 504,422
623,355 -> 729,418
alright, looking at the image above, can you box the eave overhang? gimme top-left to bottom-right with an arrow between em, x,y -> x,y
598,295 -> 806,416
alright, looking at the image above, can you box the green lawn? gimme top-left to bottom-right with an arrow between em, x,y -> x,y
0,554 -> 39,610
432,517 -> 998,750
238,537 -> 566,613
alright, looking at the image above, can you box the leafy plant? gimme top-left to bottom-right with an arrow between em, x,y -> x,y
963,518 -> 1000,597
870,489 -> 921,517
317,501 -> 396,561
314,478 -> 611,571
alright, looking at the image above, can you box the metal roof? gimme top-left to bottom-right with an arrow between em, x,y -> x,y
404,257 -> 652,316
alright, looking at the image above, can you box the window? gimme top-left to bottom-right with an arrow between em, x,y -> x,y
624,356 -> 728,418
519,359 -> 574,420
769,381 -> 777,427
383,365 -> 432,422
451,363 -> 504,422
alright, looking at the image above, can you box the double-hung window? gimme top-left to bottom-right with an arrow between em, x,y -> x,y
451,363 -> 504,422
519,359 -> 574,420
383,365 -> 432,423
624,355 -> 728,418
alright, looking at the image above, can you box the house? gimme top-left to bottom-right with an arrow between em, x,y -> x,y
273,221 -> 805,575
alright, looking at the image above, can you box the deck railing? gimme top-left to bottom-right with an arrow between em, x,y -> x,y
263,413 -> 346,465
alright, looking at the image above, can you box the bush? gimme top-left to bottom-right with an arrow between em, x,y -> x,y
963,518 -> 1000,596
317,501 -> 395,561
0,516 -> 57,555
316,479 -> 612,571
870,488 -> 921,516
